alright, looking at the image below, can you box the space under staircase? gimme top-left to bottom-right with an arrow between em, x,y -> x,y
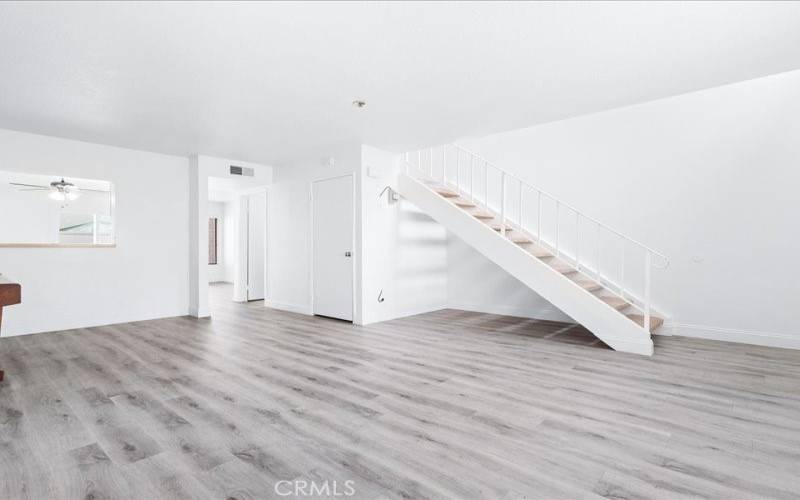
397,144 -> 668,356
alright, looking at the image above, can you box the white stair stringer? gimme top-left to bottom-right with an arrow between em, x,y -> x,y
397,173 -> 654,356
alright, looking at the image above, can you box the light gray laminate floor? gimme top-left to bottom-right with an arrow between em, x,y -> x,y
1,284 -> 799,499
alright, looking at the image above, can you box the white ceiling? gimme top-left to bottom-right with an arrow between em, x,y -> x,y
1,2 -> 800,166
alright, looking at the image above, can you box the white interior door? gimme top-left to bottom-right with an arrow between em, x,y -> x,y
313,175 -> 354,321
247,191 -> 266,301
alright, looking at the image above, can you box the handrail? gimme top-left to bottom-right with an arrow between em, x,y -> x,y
451,143 -> 669,268
401,142 -> 669,335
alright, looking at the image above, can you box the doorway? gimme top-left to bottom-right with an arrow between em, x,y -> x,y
312,174 -> 354,321
206,177 -> 268,307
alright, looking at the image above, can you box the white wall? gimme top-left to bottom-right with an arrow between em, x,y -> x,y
266,143 -> 449,325
360,145 -> 448,324
0,171 -> 59,244
454,69 -> 800,348
0,128 -> 190,336
447,235 -> 571,322
207,201 -> 227,283
266,142 -> 363,320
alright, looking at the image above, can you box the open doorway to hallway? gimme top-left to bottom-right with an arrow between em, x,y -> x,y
207,176 -> 268,307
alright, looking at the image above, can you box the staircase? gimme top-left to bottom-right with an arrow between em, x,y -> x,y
397,144 -> 668,356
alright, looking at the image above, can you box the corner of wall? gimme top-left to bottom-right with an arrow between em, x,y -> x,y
359,144 -> 449,325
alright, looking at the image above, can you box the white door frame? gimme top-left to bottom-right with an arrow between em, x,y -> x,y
245,189 -> 267,301
233,186 -> 269,303
310,173 -> 356,322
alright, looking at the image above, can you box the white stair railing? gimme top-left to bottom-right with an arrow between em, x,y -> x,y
403,143 -> 669,335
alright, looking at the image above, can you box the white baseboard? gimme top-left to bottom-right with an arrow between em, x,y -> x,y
264,299 -> 800,351
264,299 -> 312,315
670,323 -> 800,350
189,306 -> 211,319
394,303 -> 449,319
448,305 -> 800,351
1,309 -> 192,338
359,303 -> 448,325
447,301 -> 573,323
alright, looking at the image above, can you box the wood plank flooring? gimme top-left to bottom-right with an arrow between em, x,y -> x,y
1,283 -> 800,499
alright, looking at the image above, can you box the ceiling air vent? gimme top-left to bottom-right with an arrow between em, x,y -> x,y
230,165 -> 254,177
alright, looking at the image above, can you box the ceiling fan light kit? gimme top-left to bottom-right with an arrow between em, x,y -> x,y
49,178 -> 81,201
9,177 -> 81,202
48,189 -> 79,202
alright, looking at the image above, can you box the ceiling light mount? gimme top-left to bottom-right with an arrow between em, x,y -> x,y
49,178 -> 80,202
352,100 -> 367,108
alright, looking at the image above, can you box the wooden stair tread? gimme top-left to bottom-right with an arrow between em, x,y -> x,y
432,186 -> 459,198
486,223 -> 513,233
469,209 -> 495,219
507,235 -> 533,244
627,314 -> 664,330
572,277 -> 602,292
599,296 -> 632,311
523,243 -> 552,258
452,198 -> 477,208
548,259 -> 578,275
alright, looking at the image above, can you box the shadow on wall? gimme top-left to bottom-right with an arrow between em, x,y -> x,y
388,200 -> 448,316
447,234 -> 572,322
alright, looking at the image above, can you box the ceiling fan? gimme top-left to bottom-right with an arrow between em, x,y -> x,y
10,178 -> 105,202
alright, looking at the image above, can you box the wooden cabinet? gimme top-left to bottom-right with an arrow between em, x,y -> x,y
0,275 -> 21,382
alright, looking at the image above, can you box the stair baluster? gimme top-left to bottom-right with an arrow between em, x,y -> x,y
442,146 -> 447,185
620,242 -> 626,299
484,161 -> 489,209
500,172 -> 507,236
575,213 -> 580,270
555,201 -> 560,258
470,155 -> 475,202
455,154 -> 460,194
537,191 -> 542,243
644,252 -> 652,334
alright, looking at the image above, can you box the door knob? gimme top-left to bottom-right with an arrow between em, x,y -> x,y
344,251 -> 352,257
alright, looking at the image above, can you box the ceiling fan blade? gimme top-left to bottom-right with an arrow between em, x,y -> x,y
10,182 -> 49,189
10,181 -> 108,193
